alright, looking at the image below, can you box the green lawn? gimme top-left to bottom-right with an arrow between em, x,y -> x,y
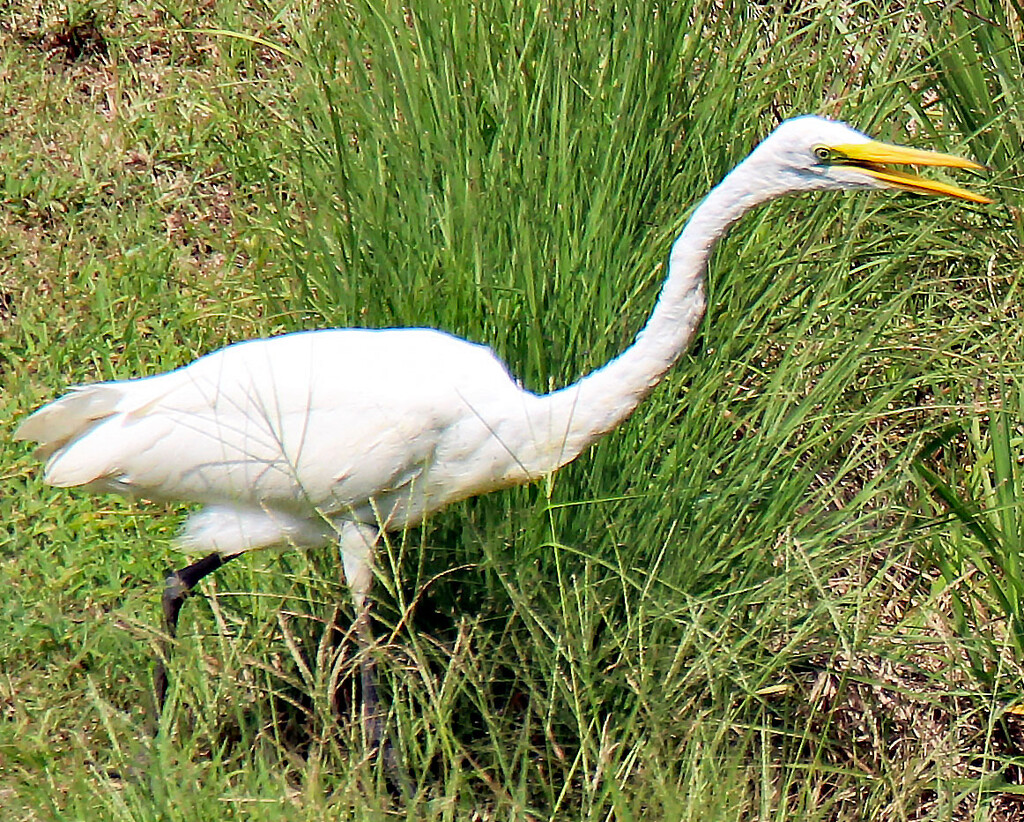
1,2 -> 1022,819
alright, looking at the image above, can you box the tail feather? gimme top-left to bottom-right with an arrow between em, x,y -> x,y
15,384 -> 126,460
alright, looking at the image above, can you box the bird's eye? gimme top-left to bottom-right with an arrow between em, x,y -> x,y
814,145 -> 832,162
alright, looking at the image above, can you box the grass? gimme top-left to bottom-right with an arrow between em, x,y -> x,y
0,0 -> 1022,819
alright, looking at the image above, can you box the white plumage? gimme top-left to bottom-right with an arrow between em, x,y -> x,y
23,329 -> 543,549
15,116 -> 987,739
20,325 -> 646,556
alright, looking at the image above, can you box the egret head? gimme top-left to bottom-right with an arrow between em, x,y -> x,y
749,115 -> 990,203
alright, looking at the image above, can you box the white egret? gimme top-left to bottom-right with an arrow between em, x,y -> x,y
16,116 -> 988,750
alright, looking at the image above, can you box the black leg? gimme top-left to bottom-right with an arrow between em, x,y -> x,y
359,654 -> 383,747
338,523 -> 408,792
154,552 -> 233,712
358,626 -> 405,794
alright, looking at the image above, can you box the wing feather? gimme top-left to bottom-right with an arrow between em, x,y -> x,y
17,328 -> 525,518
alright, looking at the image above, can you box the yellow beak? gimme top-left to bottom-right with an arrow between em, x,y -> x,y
832,140 -> 992,204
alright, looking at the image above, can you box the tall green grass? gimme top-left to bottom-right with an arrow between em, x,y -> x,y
1,1 -> 1018,819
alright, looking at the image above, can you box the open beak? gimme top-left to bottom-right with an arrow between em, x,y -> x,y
832,140 -> 992,204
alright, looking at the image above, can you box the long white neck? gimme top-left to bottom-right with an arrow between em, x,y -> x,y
521,156 -> 779,476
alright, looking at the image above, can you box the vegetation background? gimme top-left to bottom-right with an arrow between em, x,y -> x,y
0,1 -> 1020,819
